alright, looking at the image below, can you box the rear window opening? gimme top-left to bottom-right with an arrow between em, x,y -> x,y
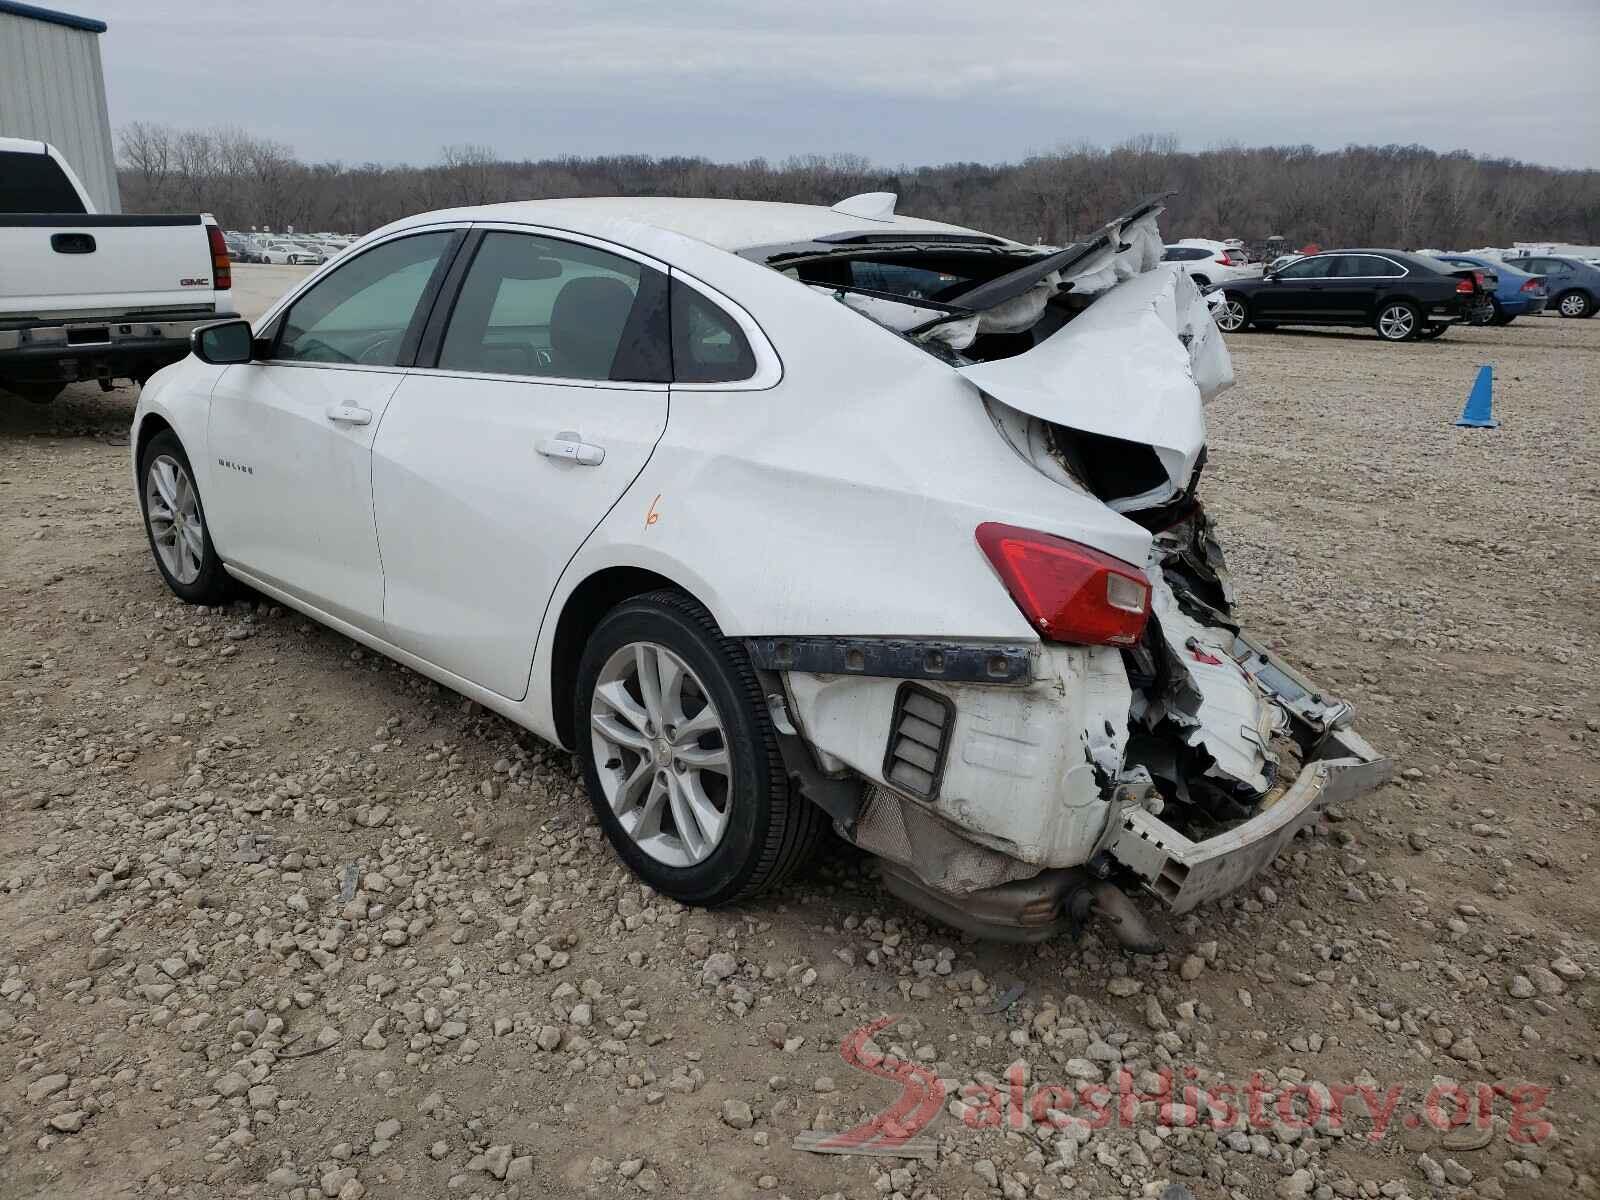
0,149 -> 88,214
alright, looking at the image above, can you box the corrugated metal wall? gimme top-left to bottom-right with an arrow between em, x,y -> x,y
0,11 -> 120,212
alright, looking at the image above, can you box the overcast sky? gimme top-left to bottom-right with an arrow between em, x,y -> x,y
86,0 -> 1600,170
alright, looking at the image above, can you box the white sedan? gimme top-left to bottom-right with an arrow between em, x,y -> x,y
132,193 -> 1387,942
257,241 -> 325,265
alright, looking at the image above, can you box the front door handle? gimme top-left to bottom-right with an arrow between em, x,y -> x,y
537,431 -> 605,466
325,404 -> 372,426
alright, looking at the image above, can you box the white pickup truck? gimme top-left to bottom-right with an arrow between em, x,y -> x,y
0,137 -> 236,404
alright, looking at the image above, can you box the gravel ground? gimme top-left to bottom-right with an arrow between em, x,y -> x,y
1,281 -> 1596,1200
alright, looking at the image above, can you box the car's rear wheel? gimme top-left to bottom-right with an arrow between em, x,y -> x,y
1418,323 -> 1448,340
139,430 -> 236,605
1555,290 -> 1593,318
1375,302 -> 1420,341
1214,294 -> 1248,332
575,590 -> 826,907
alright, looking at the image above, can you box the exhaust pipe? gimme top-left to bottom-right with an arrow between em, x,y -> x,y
1084,880 -> 1163,954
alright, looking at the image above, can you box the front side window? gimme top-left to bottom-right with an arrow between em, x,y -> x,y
276,232 -> 453,366
438,231 -> 669,382
671,280 -> 756,384
1275,256 -> 1335,279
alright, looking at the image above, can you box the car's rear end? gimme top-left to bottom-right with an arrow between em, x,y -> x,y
741,196 -> 1390,943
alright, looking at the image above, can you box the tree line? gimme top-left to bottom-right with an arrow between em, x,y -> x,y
116,123 -> 1600,250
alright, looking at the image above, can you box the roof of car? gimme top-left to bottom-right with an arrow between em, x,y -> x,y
387,196 -> 1011,254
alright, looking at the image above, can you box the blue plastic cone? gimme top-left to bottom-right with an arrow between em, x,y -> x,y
1455,365 -> 1499,428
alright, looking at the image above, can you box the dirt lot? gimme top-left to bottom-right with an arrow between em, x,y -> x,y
2,275 -> 1596,1200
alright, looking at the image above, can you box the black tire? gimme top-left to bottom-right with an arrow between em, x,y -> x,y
137,429 -> 237,605
1488,299 -> 1514,326
1252,321 -> 1278,331
1191,273 -> 1210,288
574,590 -> 826,907
1418,323 -> 1448,340
1375,301 -> 1421,341
1554,290 -> 1594,319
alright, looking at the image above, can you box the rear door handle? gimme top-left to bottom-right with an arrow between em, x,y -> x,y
325,404 -> 372,426
537,431 -> 605,466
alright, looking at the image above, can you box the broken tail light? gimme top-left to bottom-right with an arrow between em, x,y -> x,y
206,224 -> 232,292
976,522 -> 1151,646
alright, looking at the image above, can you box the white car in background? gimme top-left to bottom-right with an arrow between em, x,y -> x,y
1162,239 -> 1260,288
257,240 -> 324,265
131,192 -> 1387,944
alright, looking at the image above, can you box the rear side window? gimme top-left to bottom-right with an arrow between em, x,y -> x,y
0,149 -> 86,214
671,280 -> 756,384
276,232 -> 453,366
438,231 -> 670,383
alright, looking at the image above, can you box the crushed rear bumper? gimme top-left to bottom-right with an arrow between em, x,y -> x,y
1106,633 -> 1391,913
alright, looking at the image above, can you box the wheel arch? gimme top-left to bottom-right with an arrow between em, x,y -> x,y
134,411 -> 175,467
548,564 -> 715,750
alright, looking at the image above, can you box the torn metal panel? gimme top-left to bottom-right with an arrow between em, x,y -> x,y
956,266 -> 1218,499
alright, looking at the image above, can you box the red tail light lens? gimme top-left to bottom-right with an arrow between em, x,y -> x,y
206,224 -> 232,291
1455,277 -> 1474,295
976,523 -> 1151,646
1520,278 -> 1542,293
1215,253 -> 1233,266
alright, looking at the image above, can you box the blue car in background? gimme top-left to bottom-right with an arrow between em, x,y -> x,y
1500,254 -> 1600,319
1432,254 -> 1546,324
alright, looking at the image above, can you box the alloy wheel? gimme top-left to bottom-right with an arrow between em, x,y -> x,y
1216,298 -> 1247,332
590,641 -> 732,867
1377,305 -> 1415,340
144,454 -> 205,584
1559,293 -> 1587,317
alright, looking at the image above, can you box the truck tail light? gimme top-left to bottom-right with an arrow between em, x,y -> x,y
206,224 -> 232,291
976,522 -> 1151,646
1455,277 -> 1474,295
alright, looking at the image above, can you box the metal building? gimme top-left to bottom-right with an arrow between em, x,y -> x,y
0,1 -> 119,212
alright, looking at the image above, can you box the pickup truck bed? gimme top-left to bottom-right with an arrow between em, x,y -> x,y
0,139 -> 235,403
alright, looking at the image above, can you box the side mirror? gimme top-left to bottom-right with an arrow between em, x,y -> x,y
191,319 -> 254,365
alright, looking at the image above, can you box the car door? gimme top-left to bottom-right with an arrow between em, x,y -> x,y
371,227 -> 673,700
1322,253 -> 1400,320
206,229 -> 462,631
1256,254 -> 1333,319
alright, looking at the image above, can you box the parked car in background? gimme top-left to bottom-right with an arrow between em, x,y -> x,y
1500,255 -> 1600,318
1161,240 -> 1256,287
1210,249 -> 1492,341
258,240 -> 325,265
130,191 -> 1386,941
1266,253 -> 1303,274
1430,253 -> 1546,323
0,137 -> 237,404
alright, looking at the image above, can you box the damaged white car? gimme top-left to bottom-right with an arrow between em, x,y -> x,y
132,191 -> 1389,947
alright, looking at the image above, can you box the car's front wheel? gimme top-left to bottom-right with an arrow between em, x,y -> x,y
1375,302 -> 1420,341
1214,294 -> 1248,332
139,430 -> 236,604
1555,290 -> 1594,318
575,590 -> 826,907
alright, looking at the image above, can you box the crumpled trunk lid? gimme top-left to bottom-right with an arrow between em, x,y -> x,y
957,262 -> 1232,506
